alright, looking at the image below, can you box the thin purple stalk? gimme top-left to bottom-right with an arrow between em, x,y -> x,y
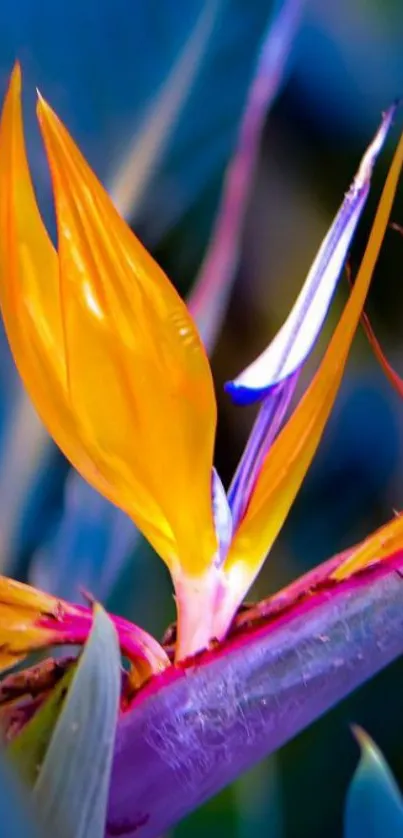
228,372 -> 298,531
188,0 -> 304,352
107,553 -> 403,837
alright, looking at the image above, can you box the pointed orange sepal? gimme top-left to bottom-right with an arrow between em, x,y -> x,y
0,66 -> 218,578
332,512 -> 403,581
213,126 -> 403,635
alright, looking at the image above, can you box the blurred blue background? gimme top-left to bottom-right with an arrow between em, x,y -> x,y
1,0 -> 403,835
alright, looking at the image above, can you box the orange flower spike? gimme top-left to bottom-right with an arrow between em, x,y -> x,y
0,67 -> 218,589
36,93 -> 218,575
215,125 -> 403,633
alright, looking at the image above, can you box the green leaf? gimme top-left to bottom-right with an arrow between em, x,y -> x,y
8,664 -> 76,786
344,726 -> 403,838
33,606 -> 121,838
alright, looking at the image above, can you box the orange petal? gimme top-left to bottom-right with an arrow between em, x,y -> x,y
0,66 -> 119,506
332,513 -> 403,580
0,66 -> 218,575
218,126 -> 403,628
0,577 -> 169,682
0,65 -> 63,380
0,576 -> 76,672
36,91 -> 218,575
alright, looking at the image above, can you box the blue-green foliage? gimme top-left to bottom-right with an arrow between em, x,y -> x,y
3,607 -> 120,837
0,1 -> 277,235
32,606 -> 121,838
9,663 -> 76,786
344,728 -> 403,838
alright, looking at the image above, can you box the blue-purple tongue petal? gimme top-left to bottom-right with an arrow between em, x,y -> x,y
228,373 -> 298,528
225,103 -> 397,406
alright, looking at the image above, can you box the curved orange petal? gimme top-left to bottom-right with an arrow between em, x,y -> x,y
0,577 -> 169,679
0,67 -> 140,515
0,576 -> 72,672
332,513 -> 403,580
35,92 -> 217,575
0,65 -> 63,379
217,127 -> 403,632
0,66 -> 105,486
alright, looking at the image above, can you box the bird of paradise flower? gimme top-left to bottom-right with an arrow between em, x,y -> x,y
0,59 -> 401,719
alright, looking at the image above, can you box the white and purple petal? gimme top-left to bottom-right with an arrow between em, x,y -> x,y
225,102 -> 398,405
228,373 -> 298,528
212,468 -> 233,565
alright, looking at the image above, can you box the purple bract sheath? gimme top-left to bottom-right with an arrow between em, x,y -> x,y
107,553 -> 403,837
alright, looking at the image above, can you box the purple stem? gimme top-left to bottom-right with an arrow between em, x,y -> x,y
106,553 -> 403,837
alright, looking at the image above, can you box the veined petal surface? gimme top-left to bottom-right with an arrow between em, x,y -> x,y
225,104 -> 397,405
217,125 -> 403,630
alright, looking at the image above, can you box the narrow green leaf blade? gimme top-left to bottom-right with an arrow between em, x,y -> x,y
34,606 -> 121,838
344,726 -> 403,838
9,665 -> 76,786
